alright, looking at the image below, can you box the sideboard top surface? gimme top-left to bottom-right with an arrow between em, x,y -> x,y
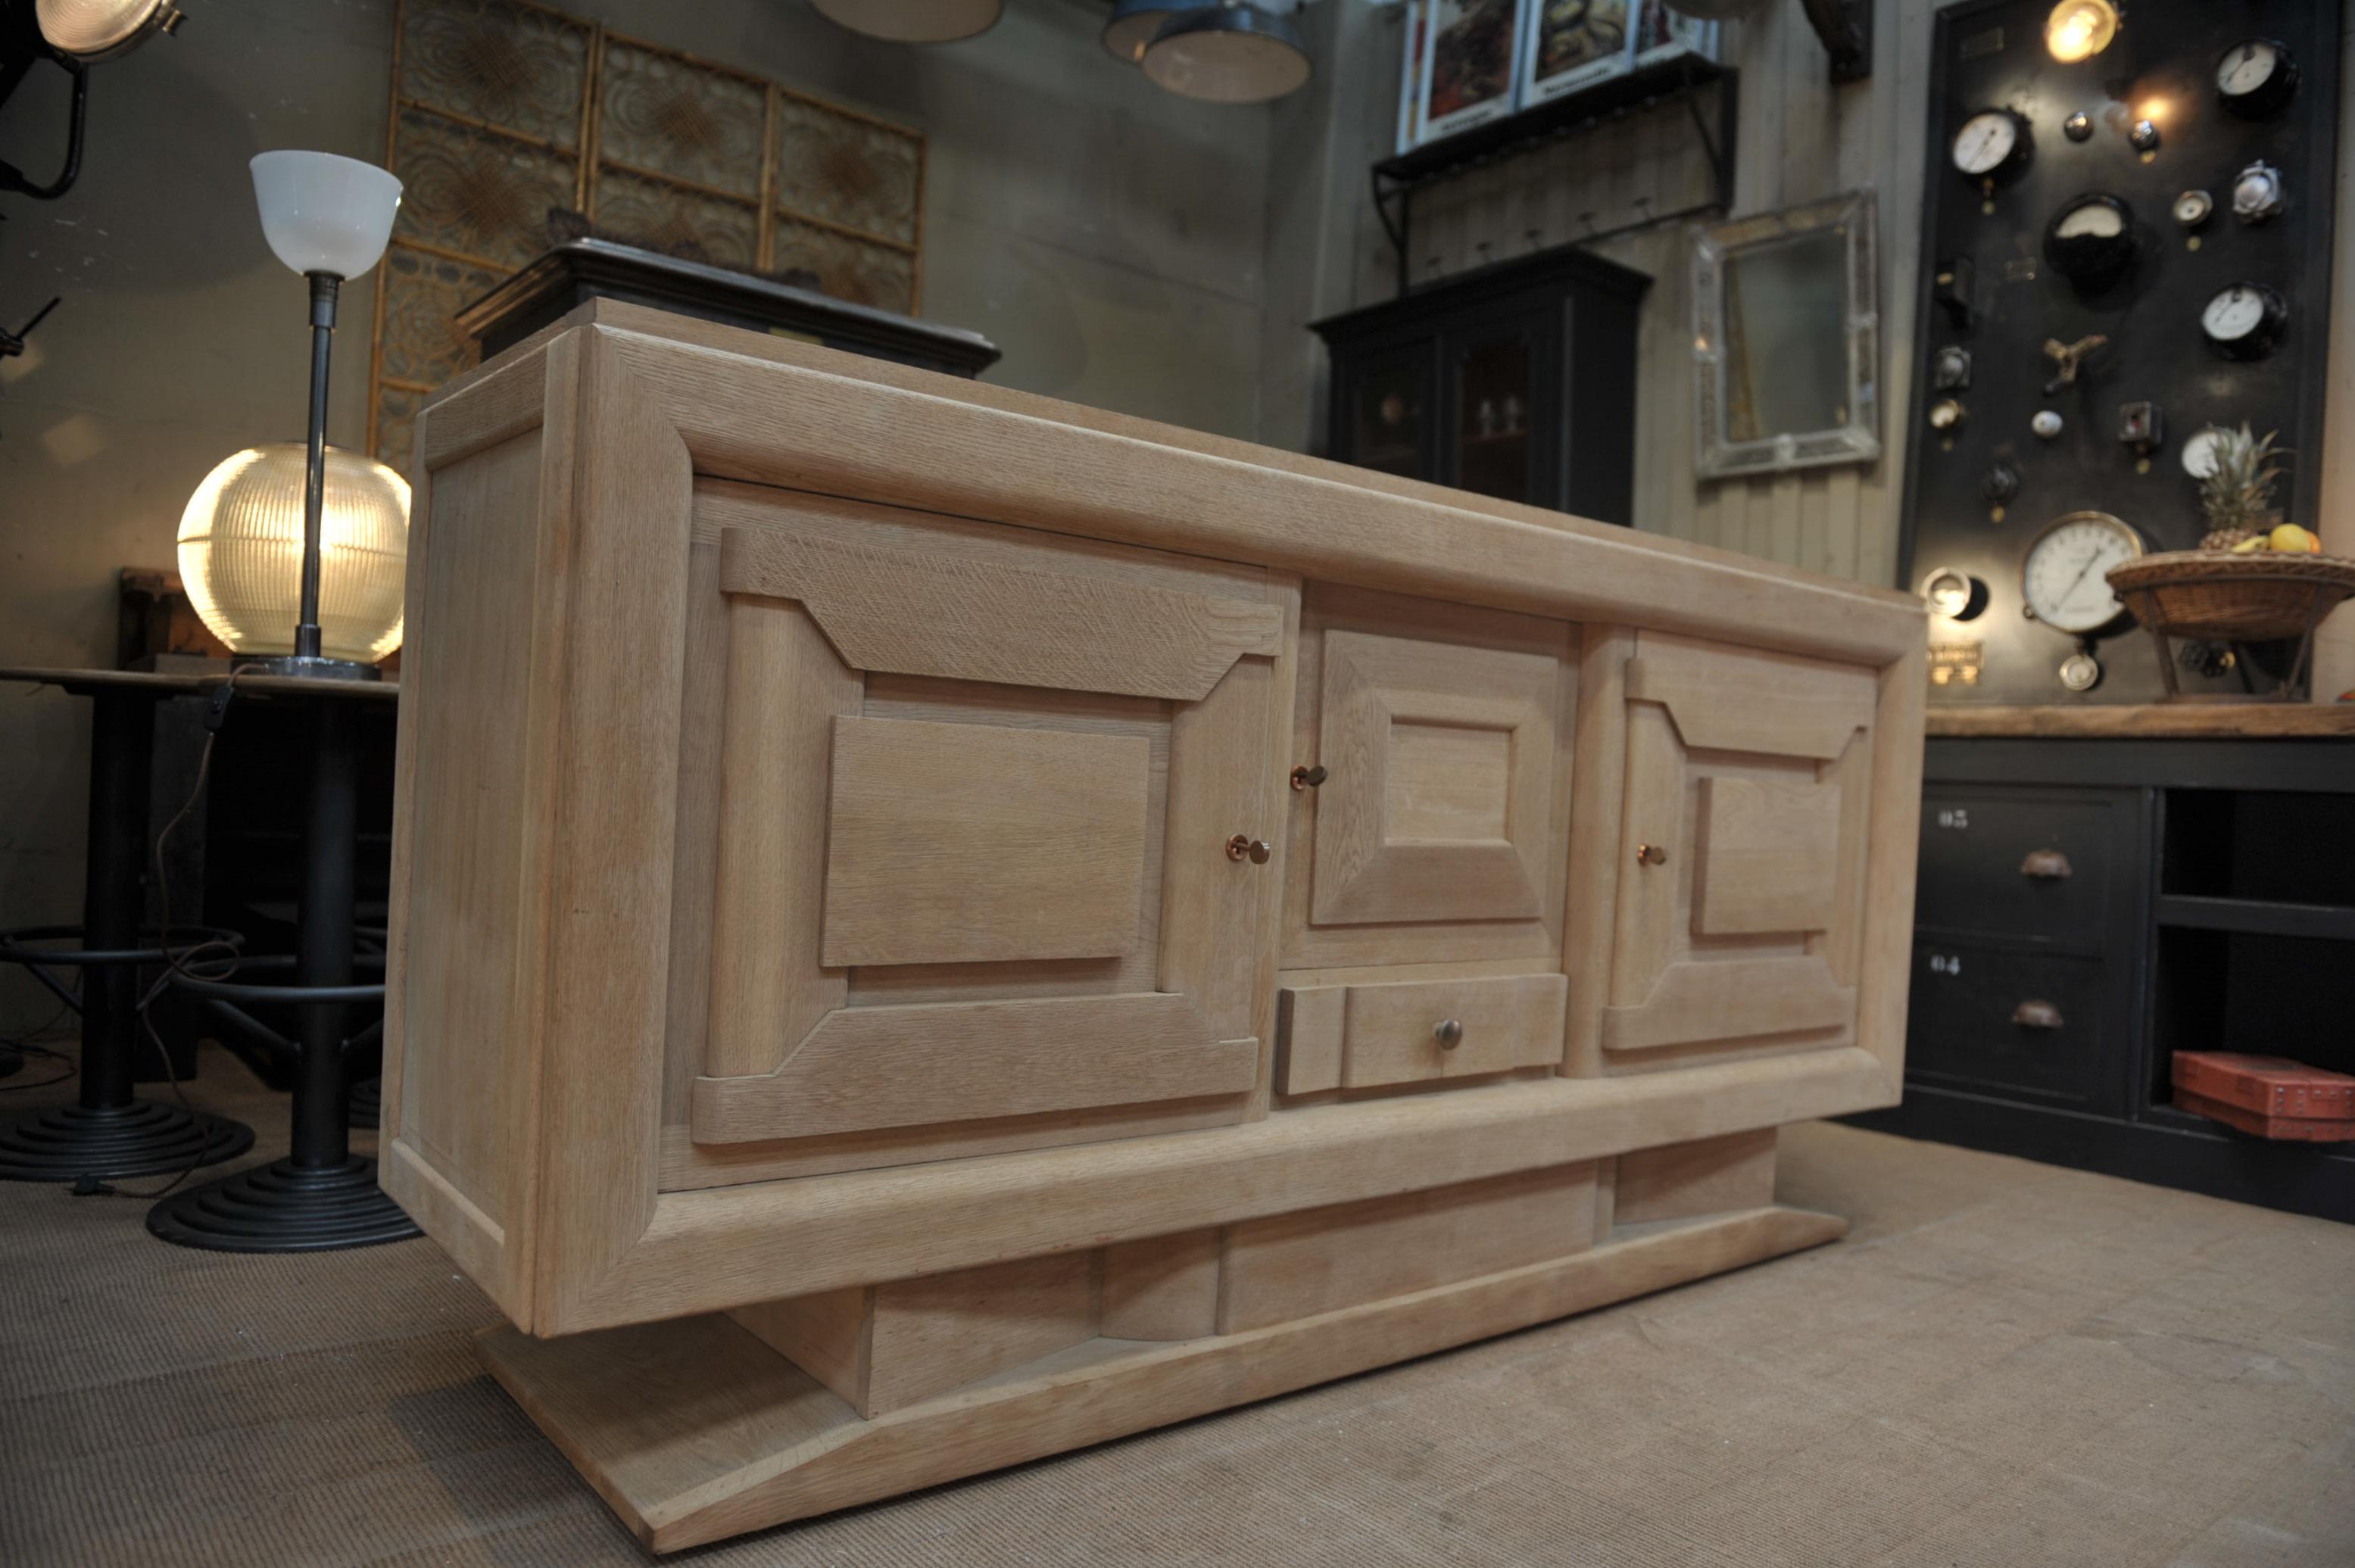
419,298 -> 1922,671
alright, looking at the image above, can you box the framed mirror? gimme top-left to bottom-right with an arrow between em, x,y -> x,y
1692,189 -> 1880,480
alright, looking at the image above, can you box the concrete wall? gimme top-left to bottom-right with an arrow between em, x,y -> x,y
0,0 -> 1272,1032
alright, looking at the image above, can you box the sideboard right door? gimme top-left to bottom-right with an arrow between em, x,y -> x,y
1602,631 -> 1879,1071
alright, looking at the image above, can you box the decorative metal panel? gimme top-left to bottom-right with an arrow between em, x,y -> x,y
372,0 -> 928,468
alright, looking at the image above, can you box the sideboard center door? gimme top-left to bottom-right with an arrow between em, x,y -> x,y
679,486 -> 1289,1170
1603,632 -> 1878,1071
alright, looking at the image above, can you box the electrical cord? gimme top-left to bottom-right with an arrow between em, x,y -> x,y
0,996 -> 79,1093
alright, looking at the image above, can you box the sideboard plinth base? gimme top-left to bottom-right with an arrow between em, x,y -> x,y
479,1203 -> 1846,1553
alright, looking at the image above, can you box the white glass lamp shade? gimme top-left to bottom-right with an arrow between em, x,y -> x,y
35,0 -> 181,61
248,151 -> 403,279
807,0 -> 1001,43
176,444 -> 411,663
1143,3 -> 1312,104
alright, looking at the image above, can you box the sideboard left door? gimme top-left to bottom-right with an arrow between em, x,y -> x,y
675,485 -> 1291,1177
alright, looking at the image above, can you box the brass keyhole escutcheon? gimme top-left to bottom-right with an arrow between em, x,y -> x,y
1433,1018 -> 1463,1049
1290,764 -> 1327,790
1635,842 -> 1668,867
1226,834 -> 1272,864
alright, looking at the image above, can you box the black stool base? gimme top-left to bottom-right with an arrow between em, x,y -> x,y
348,1076 -> 381,1130
0,1099 -> 254,1183
146,1155 -> 420,1252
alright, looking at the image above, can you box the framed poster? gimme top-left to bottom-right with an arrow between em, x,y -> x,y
1418,0 -> 1527,142
1518,0 -> 1633,109
1631,0 -> 1717,69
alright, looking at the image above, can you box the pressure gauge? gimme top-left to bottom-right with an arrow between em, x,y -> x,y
2021,511 -> 2143,636
2181,424 -> 2232,479
1953,109 -> 2030,182
2218,39 -> 2297,119
2232,161 -> 2285,223
2201,282 -> 2288,360
1920,567 -> 1986,622
2173,189 -> 2213,229
2046,192 -> 2135,291
1928,397 -> 1967,432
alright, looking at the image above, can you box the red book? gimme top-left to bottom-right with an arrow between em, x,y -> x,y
2170,1052 -> 2355,1122
2173,1087 -> 2355,1143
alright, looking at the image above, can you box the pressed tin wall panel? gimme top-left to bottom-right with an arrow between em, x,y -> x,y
371,0 -> 927,467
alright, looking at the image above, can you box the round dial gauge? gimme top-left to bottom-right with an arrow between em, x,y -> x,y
2201,282 -> 2288,359
2181,425 -> 2232,479
1953,110 -> 2029,179
1928,397 -> 1966,432
2058,650 -> 2104,693
2022,511 -> 2143,636
2218,39 -> 2297,117
2173,189 -> 2213,228
1920,567 -> 1985,622
2046,192 -> 2135,291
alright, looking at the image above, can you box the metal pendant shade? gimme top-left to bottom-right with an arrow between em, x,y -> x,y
807,0 -> 1002,43
1142,2 -> 1312,104
1103,0 -> 1177,63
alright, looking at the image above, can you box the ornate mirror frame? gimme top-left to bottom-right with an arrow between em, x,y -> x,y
1692,189 -> 1880,481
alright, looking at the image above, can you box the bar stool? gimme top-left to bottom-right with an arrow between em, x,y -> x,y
0,670 -> 254,1182
145,696 -> 417,1252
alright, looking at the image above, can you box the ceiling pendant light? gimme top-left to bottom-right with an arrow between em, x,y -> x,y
1143,1 -> 1311,104
1103,0 -> 1178,64
806,0 -> 1002,44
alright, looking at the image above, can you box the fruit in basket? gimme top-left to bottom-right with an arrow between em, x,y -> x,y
2270,522 -> 2322,553
2197,422 -> 2287,541
2200,527 -> 2257,550
2232,535 -> 2267,553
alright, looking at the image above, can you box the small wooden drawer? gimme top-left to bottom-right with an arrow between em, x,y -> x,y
1277,972 -> 1567,1094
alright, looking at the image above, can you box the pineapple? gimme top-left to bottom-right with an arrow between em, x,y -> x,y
2198,423 -> 2287,550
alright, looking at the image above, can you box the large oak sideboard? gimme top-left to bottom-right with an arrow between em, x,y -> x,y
382,301 -> 1927,1551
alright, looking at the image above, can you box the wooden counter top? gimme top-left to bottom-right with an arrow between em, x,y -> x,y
1926,703 -> 2355,740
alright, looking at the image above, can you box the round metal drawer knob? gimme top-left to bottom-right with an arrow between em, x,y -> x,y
1225,834 -> 1272,864
1635,842 -> 1668,867
1433,1018 -> 1464,1049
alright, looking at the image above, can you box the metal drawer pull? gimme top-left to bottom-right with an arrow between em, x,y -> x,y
2011,999 -> 2065,1030
1433,1018 -> 1464,1049
2020,849 -> 2073,880
1290,764 -> 1327,790
1635,842 -> 1668,867
1225,834 -> 1272,864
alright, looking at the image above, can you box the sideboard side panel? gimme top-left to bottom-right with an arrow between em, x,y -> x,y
385,338 -> 576,1324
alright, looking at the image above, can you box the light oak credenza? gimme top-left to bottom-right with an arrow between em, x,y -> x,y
382,301 -> 1927,1551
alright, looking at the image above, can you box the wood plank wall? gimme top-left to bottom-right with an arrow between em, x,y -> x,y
1375,1 -> 1935,590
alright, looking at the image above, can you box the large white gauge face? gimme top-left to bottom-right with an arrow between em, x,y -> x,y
2023,513 -> 2142,635
2218,39 -> 2281,98
2181,425 -> 2232,479
1953,111 -> 2020,176
2203,283 -> 2272,343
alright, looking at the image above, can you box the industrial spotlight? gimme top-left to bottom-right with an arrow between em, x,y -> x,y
0,0 -> 185,199
2045,0 -> 2120,63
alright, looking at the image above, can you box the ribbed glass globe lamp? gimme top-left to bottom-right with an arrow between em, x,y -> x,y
176,444 -> 410,664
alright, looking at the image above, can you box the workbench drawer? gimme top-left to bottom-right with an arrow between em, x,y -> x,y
1916,787 -> 2125,946
1276,972 -> 1567,1094
1904,940 -> 2112,1111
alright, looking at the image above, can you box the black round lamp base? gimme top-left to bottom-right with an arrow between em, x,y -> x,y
146,1155 -> 420,1252
0,1100 -> 254,1183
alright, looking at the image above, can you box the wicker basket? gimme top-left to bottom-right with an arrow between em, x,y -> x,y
2107,550 -> 2355,642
